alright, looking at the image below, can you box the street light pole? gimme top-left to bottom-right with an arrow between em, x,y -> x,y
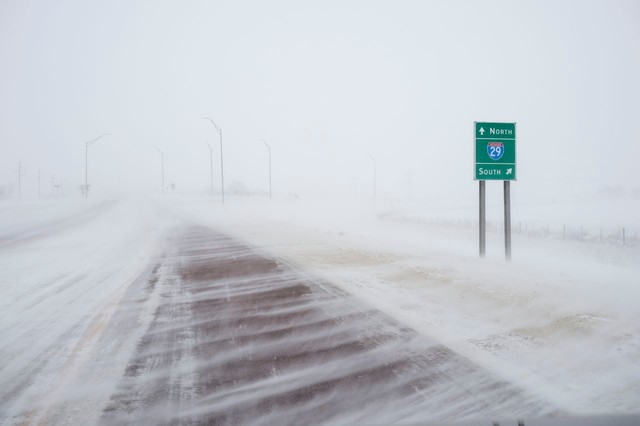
368,154 -> 376,199
85,133 -> 111,198
153,146 -> 164,193
206,142 -> 213,197
202,117 -> 224,204
259,139 -> 272,200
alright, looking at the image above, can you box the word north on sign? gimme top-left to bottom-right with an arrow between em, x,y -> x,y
474,122 -> 516,180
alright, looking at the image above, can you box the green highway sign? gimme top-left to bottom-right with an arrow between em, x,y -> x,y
474,122 -> 516,180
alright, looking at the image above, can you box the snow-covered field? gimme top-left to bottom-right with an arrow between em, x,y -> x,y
1,194 -> 639,423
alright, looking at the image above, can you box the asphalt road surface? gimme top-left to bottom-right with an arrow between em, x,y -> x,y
4,224 -> 557,425
100,225 -> 554,425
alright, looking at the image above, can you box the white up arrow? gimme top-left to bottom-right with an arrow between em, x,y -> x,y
479,127 -> 485,136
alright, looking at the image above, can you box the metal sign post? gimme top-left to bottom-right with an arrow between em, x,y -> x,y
479,181 -> 486,257
475,122 -> 516,261
504,181 -> 511,260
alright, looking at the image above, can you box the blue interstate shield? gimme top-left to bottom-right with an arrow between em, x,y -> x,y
487,142 -> 504,161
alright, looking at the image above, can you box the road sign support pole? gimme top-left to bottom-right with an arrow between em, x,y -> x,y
479,180 -> 486,257
504,180 -> 512,261
475,122 -> 516,261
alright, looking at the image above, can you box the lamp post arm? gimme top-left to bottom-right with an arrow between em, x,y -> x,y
86,133 -> 111,148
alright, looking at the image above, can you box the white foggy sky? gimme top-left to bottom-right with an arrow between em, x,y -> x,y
1,0 -> 639,201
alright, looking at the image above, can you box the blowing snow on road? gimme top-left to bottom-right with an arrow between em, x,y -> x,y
1,196 -> 639,425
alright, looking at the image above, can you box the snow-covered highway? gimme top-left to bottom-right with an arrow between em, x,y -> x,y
1,196 -> 639,425
0,198 -> 172,424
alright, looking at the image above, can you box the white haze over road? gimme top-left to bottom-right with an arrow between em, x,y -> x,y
1,0 -> 639,206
